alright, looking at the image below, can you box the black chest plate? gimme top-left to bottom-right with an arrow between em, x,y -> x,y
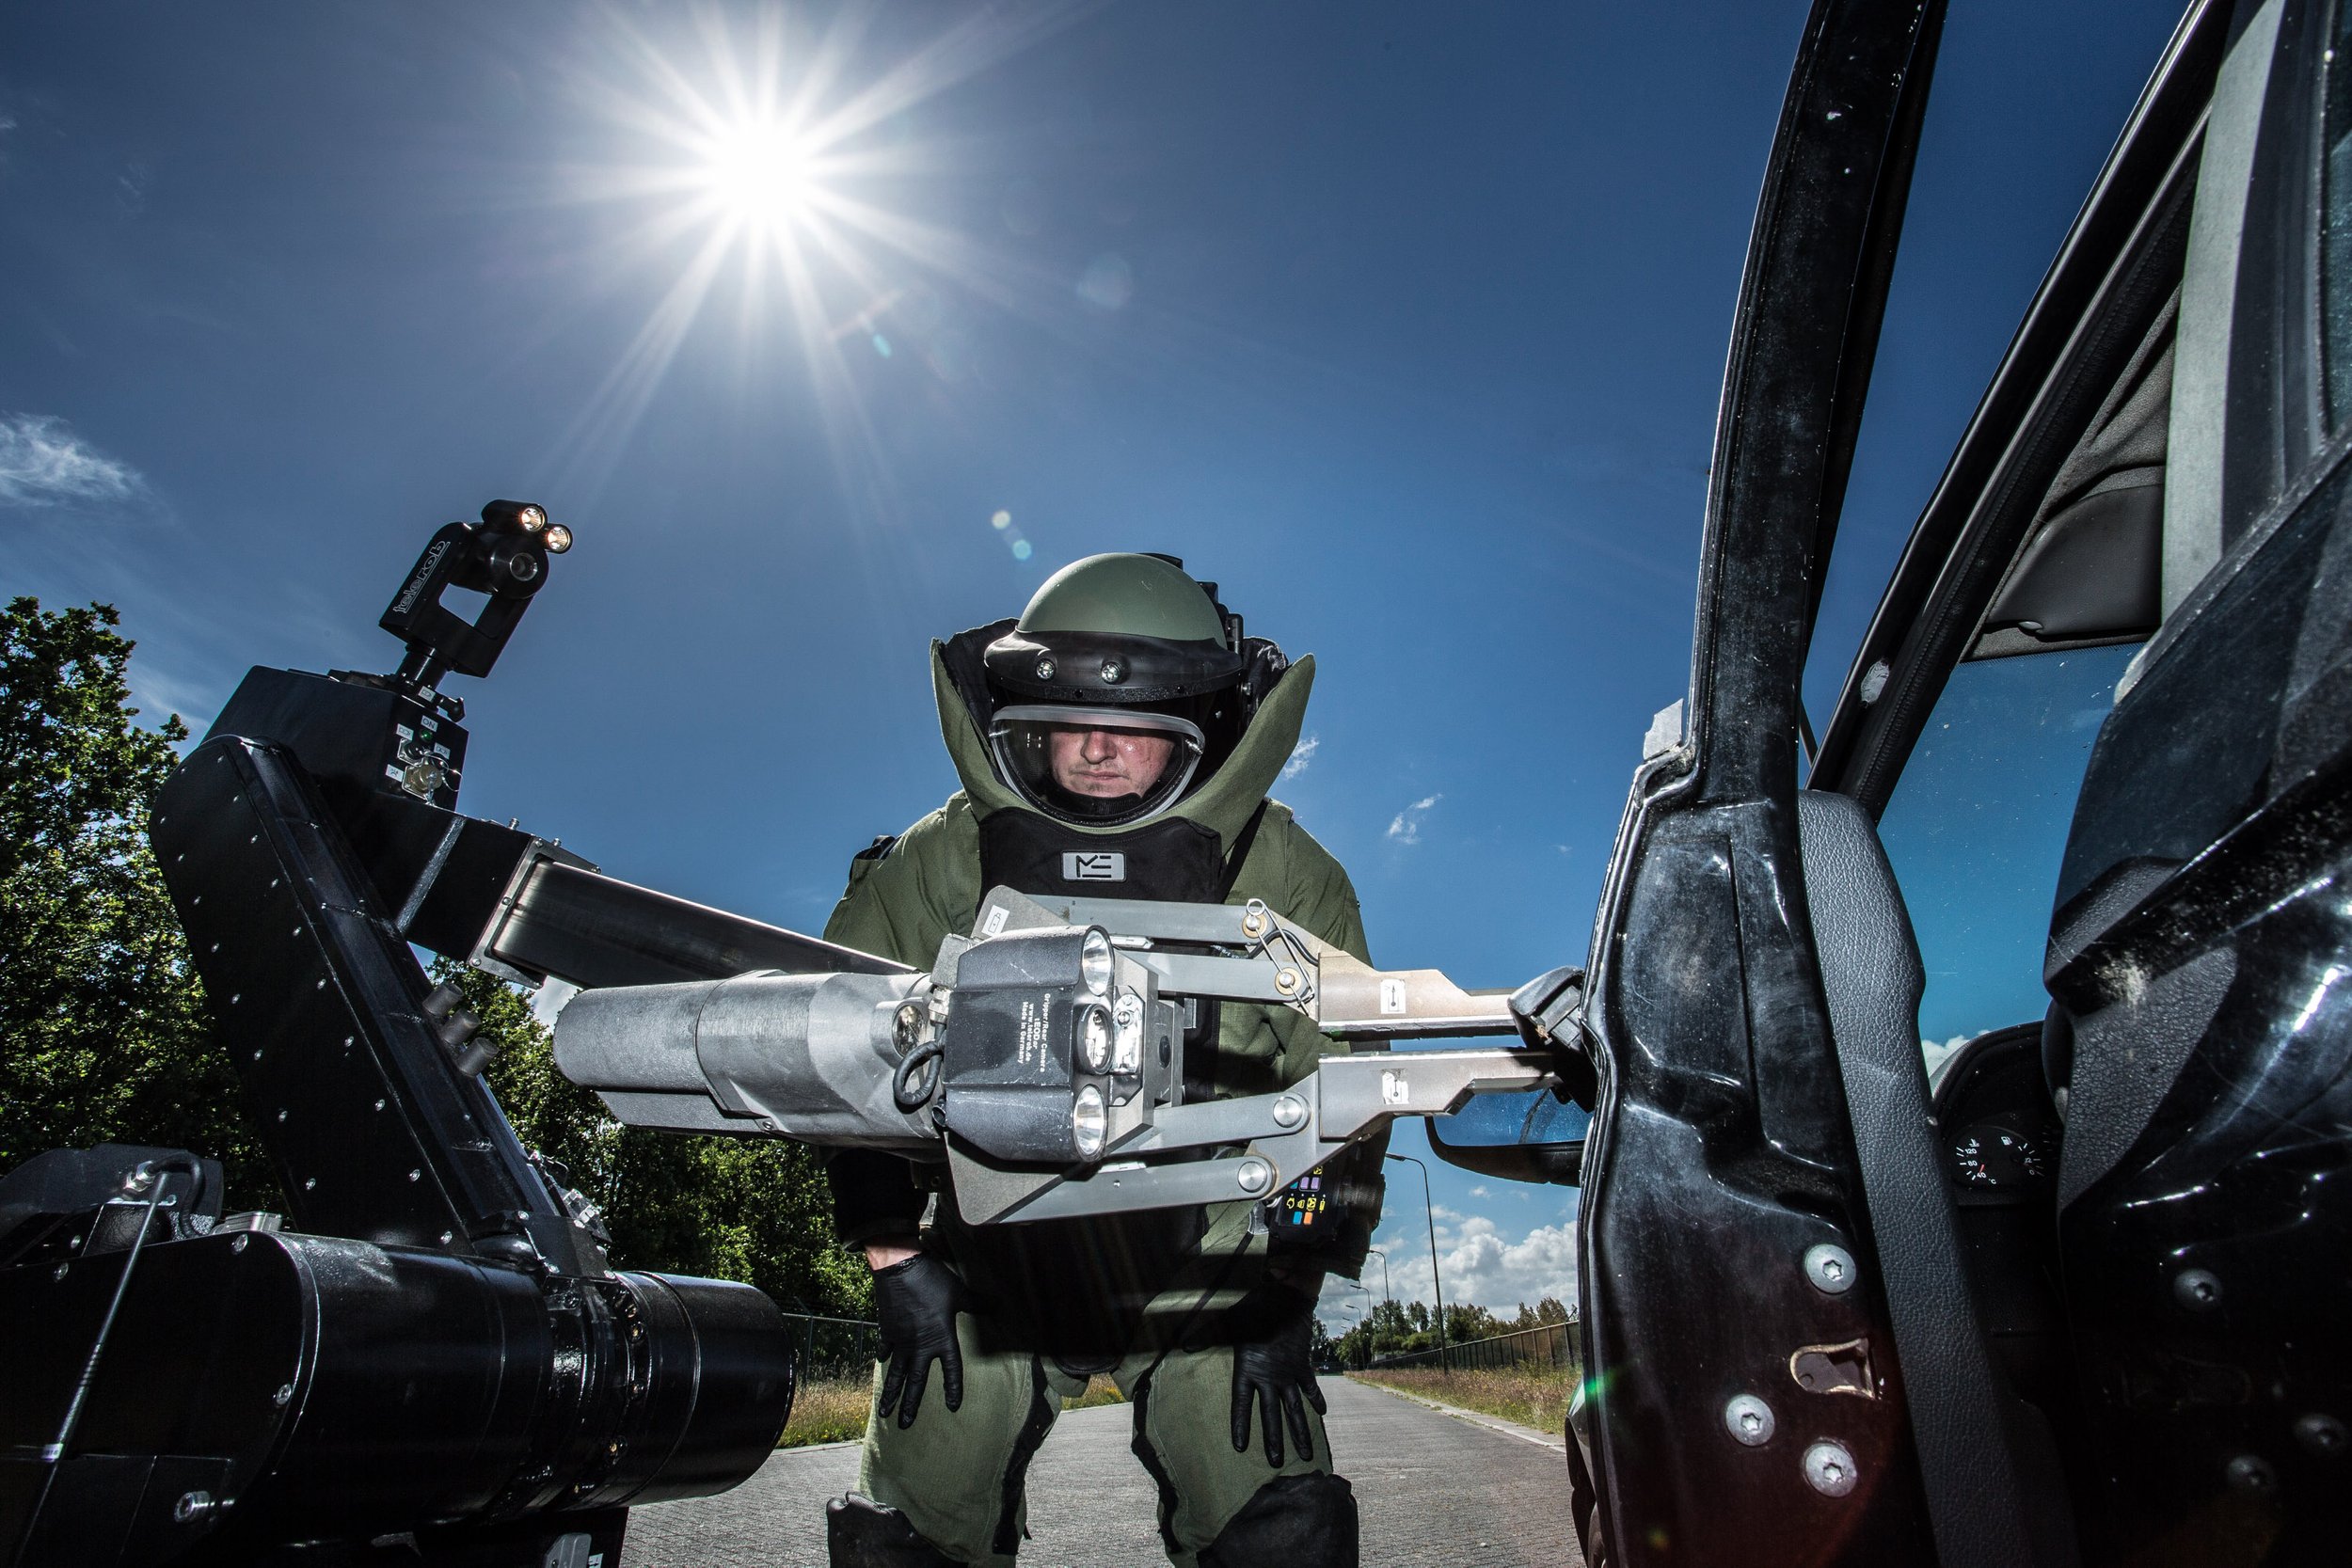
975,809 -> 1229,905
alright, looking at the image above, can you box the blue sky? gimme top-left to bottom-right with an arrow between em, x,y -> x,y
0,1 -> 2186,1324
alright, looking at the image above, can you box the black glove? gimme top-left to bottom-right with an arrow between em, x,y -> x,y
1227,1281 -> 1327,1467
873,1252 -> 965,1430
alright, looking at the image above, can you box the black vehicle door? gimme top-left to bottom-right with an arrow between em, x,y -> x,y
1568,1 -> 2017,1564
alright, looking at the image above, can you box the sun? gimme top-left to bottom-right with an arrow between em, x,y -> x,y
699,119 -> 822,235
546,5 -> 1089,503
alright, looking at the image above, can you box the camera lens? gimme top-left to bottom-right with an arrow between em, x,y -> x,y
1072,1085 -> 1107,1160
1077,1003 -> 1113,1073
1081,928 -> 1113,996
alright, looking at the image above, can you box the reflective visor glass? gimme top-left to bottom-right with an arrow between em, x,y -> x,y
988,705 -> 1205,827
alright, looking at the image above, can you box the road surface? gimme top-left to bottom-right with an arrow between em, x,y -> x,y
624,1376 -> 1582,1566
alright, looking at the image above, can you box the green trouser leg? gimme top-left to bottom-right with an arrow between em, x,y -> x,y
857,1322 -> 1334,1567
1119,1342 -> 1333,1568
857,1311 -> 1080,1568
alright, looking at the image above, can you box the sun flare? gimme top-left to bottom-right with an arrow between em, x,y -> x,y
699,119 -> 823,234
548,5 -> 1087,504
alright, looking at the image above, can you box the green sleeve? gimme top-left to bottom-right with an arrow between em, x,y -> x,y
820,795 -> 983,969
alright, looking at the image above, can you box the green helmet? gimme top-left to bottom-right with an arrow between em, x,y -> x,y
977,554 -> 1271,827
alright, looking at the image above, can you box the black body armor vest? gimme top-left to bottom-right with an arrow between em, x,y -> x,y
949,803 -> 1265,1358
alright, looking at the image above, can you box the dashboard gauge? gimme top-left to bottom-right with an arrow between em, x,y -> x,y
1949,1120 -> 2053,1190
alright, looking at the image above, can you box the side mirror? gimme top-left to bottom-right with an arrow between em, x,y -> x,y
1426,1089 -> 1589,1186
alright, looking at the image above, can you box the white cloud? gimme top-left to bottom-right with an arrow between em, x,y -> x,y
1441,1213 -> 1580,1313
0,413 -> 146,509
1386,792 -> 1441,844
1280,733 -> 1319,781
1328,1202 -> 1581,1322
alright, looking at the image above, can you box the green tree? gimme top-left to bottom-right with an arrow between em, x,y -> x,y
0,598 -> 274,1201
434,959 -> 871,1320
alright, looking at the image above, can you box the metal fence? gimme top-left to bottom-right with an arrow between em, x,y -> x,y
1370,1318 -> 1581,1376
783,1311 -> 882,1384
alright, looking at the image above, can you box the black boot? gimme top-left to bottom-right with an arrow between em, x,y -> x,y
826,1494 -> 964,1568
1197,1473 -> 1359,1568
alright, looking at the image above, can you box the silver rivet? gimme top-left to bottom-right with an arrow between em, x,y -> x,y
2295,1413 -> 2346,1456
439,1230 -> 454,1244
230,1235 -> 248,1254
273,1383 -> 294,1407
229,993 -> 241,1006
2226,1453 -> 2278,1494
1236,1158 -> 1273,1195
1724,1394 -> 1774,1447
173,1490 -> 215,1525
276,1109 -> 287,1122
1035,656 -> 1057,681
407,1169 -> 422,1183
373,1099 -> 386,1111
1272,1095 -> 1308,1130
2174,1268 -> 2221,1311
1100,657 -> 1126,684
1804,1243 -> 1855,1294
1275,968 -> 1300,995
303,1178 -> 316,1191
52,1263 -> 69,1281
1803,1440 -> 1857,1497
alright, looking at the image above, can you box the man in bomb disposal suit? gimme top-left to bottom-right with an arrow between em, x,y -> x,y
819,553 -> 1383,1568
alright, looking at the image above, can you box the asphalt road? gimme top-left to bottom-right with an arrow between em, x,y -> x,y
623,1377 -> 1581,1567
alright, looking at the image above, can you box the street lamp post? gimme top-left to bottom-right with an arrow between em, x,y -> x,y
1386,1152 -> 1448,1371
1363,1247 -> 1391,1361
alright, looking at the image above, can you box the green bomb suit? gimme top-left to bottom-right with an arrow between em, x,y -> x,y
822,635 -> 1380,1568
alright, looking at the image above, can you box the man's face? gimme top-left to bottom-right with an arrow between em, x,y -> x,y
1047,725 -> 1179,799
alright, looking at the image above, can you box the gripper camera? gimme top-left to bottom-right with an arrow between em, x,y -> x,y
0,507 -> 1590,1568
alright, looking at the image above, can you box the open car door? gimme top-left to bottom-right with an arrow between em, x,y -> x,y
1566,0 -> 2352,1561
1563,0 -> 2082,1563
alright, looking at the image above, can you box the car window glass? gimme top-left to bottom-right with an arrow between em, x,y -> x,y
2323,0 -> 2352,426
1873,645 -> 2137,1074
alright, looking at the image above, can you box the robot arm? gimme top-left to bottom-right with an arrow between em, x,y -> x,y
552,884 -> 1592,1227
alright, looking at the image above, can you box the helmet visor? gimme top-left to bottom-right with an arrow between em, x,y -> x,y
988,705 -> 1204,827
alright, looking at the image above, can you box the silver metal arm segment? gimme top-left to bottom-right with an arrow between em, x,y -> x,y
553,886 -> 1576,1227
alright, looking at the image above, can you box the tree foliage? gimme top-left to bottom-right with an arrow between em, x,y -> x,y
0,598 -> 274,1202
435,960 -> 871,1319
1328,1291 -> 1576,1368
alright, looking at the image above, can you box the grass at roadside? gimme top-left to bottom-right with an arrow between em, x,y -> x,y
1062,1374 -> 1126,1411
780,1373 -> 1126,1448
1348,1366 -> 1573,1437
782,1378 -> 873,1447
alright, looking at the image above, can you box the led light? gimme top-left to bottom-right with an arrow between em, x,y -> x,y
1077,1003 -> 1113,1073
1072,1084 -> 1107,1160
1112,991 -> 1144,1074
544,524 -> 573,553
516,504 -> 548,532
1081,927 -> 1113,996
